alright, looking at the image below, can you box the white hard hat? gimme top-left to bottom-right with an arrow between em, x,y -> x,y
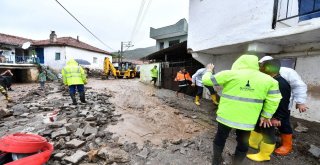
259,56 -> 274,63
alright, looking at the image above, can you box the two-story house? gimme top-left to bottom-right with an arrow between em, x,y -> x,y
188,0 -> 320,122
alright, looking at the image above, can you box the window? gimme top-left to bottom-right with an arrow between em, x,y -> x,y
169,40 -> 180,47
93,57 -> 97,64
159,42 -> 164,50
55,52 -> 61,61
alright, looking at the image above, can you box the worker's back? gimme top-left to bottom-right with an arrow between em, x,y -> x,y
62,59 -> 86,86
203,55 -> 281,131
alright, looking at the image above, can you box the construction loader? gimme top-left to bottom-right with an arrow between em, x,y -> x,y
103,57 -> 137,79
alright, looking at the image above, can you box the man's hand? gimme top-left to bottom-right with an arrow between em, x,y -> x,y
271,118 -> 281,127
191,83 -> 195,87
296,103 -> 308,113
259,117 -> 272,128
206,64 -> 215,72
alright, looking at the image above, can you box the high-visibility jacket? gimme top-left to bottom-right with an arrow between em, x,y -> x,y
175,71 -> 192,87
61,59 -> 87,86
150,68 -> 158,78
202,55 -> 282,131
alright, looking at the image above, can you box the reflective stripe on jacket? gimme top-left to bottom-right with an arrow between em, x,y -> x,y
202,55 -> 282,131
175,71 -> 192,87
61,59 -> 87,86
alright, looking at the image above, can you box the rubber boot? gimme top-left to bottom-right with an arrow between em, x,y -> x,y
212,144 -> 223,165
194,96 -> 200,106
211,94 -> 219,105
79,92 -> 86,103
233,150 -> 247,165
5,95 -> 12,102
70,93 -> 77,105
247,142 -> 275,162
249,131 -> 263,149
274,134 -> 292,156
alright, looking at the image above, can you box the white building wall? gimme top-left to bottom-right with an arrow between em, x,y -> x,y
188,0 -> 274,52
139,63 -> 161,86
65,47 -> 112,70
43,46 -> 67,72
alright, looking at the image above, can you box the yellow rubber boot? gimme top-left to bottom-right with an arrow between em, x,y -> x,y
5,95 -> 12,103
249,131 -> 263,149
247,142 -> 275,162
211,94 -> 219,105
194,96 -> 200,106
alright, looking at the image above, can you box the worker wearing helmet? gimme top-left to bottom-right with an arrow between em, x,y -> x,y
62,59 -> 87,105
258,56 -> 308,156
202,55 -> 282,165
191,67 -> 219,106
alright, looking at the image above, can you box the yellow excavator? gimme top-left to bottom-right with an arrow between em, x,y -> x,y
103,57 -> 136,79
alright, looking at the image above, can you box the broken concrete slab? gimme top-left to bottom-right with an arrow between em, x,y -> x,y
309,144 -> 320,158
84,124 -> 98,135
136,147 -> 149,159
66,139 -> 85,148
0,108 -> 13,118
64,150 -> 87,164
54,152 -> 66,160
51,127 -> 68,138
75,128 -> 84,138
295,122 -> 308,133
98,147 -> 130,163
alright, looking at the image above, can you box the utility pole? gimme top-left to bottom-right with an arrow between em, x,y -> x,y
120,41 -> 134,62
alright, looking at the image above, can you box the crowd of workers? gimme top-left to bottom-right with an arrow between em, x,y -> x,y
151,54 -> 308,165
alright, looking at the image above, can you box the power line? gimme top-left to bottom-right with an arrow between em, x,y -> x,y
54,0 -> 115,51
130,0 -> 146,41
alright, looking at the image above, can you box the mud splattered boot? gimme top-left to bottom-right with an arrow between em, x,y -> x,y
79,92 -> 86,103
211,94 -> 219,105
70,93 -> 77,105
212,144 -> 223,165
274,134 -> 292,156
195,96 -> 200,106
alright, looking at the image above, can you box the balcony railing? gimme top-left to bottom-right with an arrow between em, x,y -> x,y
15,56 -> 39,64
273,0 -> 320,29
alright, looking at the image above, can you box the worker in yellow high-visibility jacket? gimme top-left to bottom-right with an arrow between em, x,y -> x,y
202,55 -> 282,165
62,59 -> 87,105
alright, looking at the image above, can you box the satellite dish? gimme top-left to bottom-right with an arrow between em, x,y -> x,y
22,42 -> 31,49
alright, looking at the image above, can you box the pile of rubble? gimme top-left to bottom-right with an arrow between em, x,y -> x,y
0,85 -> 133,165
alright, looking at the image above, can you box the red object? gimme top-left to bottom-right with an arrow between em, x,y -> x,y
0,133 -> 54,165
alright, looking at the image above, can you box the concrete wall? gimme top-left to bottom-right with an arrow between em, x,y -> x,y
188,0 -> 274,52
156,35 -> 188,50
65,47 -> 112,70
43,46 -> 67,72
139,63 -> 161,86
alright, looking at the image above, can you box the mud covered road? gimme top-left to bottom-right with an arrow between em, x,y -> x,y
1,79 -> 319,165
88,79 -> 320,165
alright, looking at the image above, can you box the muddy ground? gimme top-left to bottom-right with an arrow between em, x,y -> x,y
0,79 -> 319,165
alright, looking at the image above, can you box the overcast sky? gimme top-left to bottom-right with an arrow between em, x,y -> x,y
0,0 -> 189,52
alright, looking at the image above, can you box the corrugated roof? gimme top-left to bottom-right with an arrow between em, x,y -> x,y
0,33 -> 32,46
33,37 -> 111,55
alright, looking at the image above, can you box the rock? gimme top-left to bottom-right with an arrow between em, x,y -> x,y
54,153 -> 66,160
66,139 -> 85,148
173,111 -> 182,115
41,129 -> 53,136
79,110 -> 89,117
12,104 -> 28,116
86,134 -> 96,141
295,122 -> 308,133
64,150 -> 87,164
48,123 -> 64,129
51,127 -> 68,138
309,144 -> 320,158
85,114 -> 96,121
84,125 -> 98,135
0,108 -> 13,118
29,107 -> 39,111
191,115 -> 197,119
88,149 -> 99,162
54,138 -> 66,149
180,148 -> 187,155
75,128 -> 84,137
98,147 -> 130,163
20,113 -> 30,117
95,137 -> 102,145
171,138 -> 182,145
65,123 -> 80,132
136,147 -> 149,159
